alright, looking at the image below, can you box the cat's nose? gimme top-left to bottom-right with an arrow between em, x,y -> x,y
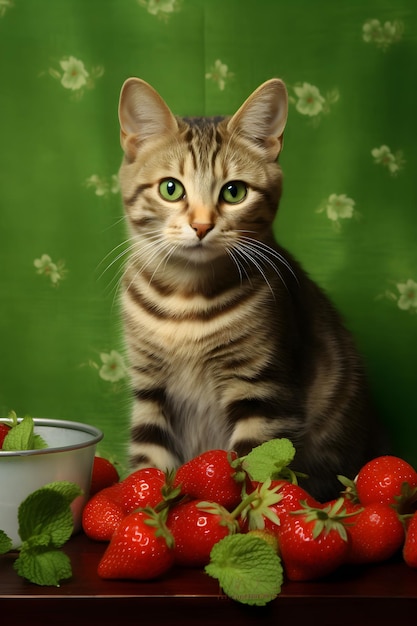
191,223 -> 214,240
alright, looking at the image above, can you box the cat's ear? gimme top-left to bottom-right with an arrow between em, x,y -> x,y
118,78 -> 178,159
227,79 -> 288,160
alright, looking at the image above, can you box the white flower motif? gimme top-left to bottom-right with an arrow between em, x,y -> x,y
46,57 -> 104,99
86,174 -> 120,197
371,145 -> 404,175
293,83 -> 325,117
110,175 -> 120,195
138,0 -> 180,19
362,19 -> 404,50
324,194 -> 355,222
205,59 -> 234,91
99,351 -> 128,383
34,254 -> 67,286
86,175 -> 108,197
397,280 -> 417,311
60,56 -> 89,91
0,0 -> 13,18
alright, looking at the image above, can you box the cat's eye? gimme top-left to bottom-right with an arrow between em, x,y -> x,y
220,181 -> 247,204
159,178 -> 185,202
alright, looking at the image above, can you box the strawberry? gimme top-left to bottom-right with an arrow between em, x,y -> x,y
0,422 -> 11,449
345,502 -> 405,564
167,499 -> 238,567
403,510 -> 417,568
355,455 -> 417,511
82,482 -> 125,541
89,456 -> 119,496
120,467 -> 167,514
242,479 -> 320,534
97,508 -> 175,580
173,449 -> 243,510
277,498 -> 350,581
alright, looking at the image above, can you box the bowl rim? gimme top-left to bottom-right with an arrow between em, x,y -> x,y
0,418 -> 103,457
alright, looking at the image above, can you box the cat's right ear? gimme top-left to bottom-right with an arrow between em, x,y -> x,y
118,78 -> 178,159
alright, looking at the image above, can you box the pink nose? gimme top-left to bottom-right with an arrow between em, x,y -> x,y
191,223 -> 214,240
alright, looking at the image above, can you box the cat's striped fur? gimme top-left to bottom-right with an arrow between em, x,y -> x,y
117,77 -> 387,501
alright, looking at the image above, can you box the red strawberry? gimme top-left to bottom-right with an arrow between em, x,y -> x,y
0,422 -> 11,449
97,508 -> 175,580
90,456 -> 119,496
403,510 -> 417,568
355,455 -> 417,511
82,483 -> 125,541
345,502 -> 405,564
242,479 -> 319,534
277,498 -> 350,581
167,499 -> 238,567
120,467 -> 166,514
173,450 -> 243,510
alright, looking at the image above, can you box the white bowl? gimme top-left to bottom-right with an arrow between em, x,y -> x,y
0,418 -> 103,548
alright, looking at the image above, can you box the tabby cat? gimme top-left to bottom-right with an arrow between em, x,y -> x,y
117,77 -> 387,501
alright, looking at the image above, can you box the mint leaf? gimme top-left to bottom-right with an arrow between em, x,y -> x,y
2,415 -> 47,451
14,546 -> 72,586
205,533 -> 283,606
0,530 -> 13,555
18,482 -> 82,547
241,438 -> 296,482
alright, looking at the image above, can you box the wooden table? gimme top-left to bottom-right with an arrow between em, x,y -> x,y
1,532 -> 417,625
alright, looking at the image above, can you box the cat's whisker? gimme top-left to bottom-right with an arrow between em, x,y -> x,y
225,246 -> 251,287
238,238 -> 287,292
96,238 -> 132,275
147,243 -> 178,286
240,235 -> 299,285
232,242 -> 276,299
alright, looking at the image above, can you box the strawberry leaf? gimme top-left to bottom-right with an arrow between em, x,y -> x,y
14,546 -> 72,587
2,415 -> 47,451
241,438 -> 296,483
18,482 -> 82,547
0,530 -> 13,555
205,533 -> 283,606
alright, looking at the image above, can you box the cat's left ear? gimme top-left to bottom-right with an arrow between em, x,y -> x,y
227,79 -> 288,161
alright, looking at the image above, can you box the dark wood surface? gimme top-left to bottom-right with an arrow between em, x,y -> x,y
1,532 -> 417,625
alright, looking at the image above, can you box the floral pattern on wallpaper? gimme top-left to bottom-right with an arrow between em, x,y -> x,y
47,56 -> 104,100
371,146 -> 405,176
362,19 -> 404,50
84,350 -> 128,385
378,279 -> 417,315
34,254 -> 67,287
86,174 -> 120,198
0,0 -> 13,18
289,82 -> 339,125
138,0 -> 182,21
206,60 -> 234,91
316,194 -> 358,232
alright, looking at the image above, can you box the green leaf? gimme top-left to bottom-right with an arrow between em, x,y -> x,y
205,533 -> 283,606
241,438 -> 296,482
14,546 -> 72,586
0,530 -> 13,555
18,482 -> 82,547
2,415 -> 47,451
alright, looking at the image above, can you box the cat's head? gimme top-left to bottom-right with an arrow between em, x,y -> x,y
118,78 -> 288,265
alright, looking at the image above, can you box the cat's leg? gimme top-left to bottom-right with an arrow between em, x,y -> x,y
129,392 -> 181,471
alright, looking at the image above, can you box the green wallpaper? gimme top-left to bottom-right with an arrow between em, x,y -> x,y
1,0 -> 416,473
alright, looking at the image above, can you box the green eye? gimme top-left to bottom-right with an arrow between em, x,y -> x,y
159,178 -> 185,201
221,181 -> 247,204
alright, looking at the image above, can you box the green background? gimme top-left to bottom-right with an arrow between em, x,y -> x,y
1,0 -> 416,474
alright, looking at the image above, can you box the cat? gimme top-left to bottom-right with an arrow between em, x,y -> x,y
116,76 -> 388,502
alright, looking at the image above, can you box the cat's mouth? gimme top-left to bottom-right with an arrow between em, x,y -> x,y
180,238 -> 225,263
